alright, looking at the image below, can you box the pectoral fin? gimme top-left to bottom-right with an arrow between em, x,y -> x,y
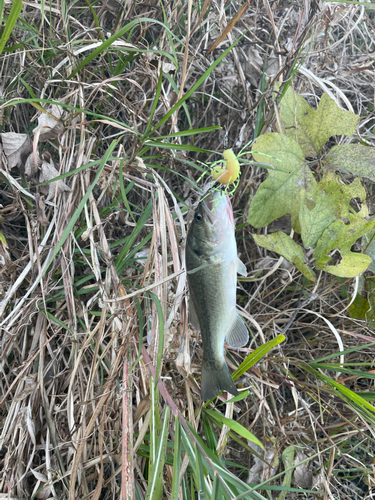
237,258 -> 247,277
226,312 -> 249,348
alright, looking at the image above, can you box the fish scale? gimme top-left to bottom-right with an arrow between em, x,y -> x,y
185,190 -> 249,400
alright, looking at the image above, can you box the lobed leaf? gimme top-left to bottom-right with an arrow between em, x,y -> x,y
253,232 -> 316,281
249,134 -> 314,230
299,173 -> 365,249
279,87 -> 359,156
313,213 -> 375,278
324,144 -> 375,181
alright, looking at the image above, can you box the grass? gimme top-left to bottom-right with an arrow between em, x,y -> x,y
0,1 -> 375,499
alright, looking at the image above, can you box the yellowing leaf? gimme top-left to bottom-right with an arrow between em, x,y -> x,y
300,174 -> 366,249
249,134 -> 316,230
325,144 -> 375,181
279,88 -> 359,156
253,232 -> 316,281
314,216 -> 375,277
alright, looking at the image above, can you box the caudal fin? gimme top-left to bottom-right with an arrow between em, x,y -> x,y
201,360 -> 239,401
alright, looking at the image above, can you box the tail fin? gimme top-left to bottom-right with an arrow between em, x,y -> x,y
201,360 -> 239,401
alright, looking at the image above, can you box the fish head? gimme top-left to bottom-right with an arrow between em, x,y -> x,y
187,191 -> 235,252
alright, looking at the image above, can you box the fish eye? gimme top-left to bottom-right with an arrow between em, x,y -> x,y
195,212 -> 203,222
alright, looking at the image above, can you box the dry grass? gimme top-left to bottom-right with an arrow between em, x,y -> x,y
0,1 -> 375,499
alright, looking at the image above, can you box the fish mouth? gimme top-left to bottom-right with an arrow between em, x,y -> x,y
201,193 -> 218,224
201,191 -> 227,224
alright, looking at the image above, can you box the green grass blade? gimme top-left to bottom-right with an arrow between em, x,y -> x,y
45,140 -> 118,269
0,0 -> 23,56
114,200 -> 152,272
147,292 -> 165,380
232,334 -> 285,381
0,0 -> 4,28
171,416 -> 181,500
310,341 -> 375,364
163,72 -> 192,129
324,0 -> 375,7
144,69 -> 163,137
204,409 -> 264,450
69,18 -> 178,79
140,141 -> 216,154
119,161 -> 136,223
40,310 -> 74,337
147,35 -> 243,136
147,125 -> 221,141
181,423 -> 267,499
146,403 -> 170,500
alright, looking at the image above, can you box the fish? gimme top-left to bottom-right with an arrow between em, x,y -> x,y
185,190 -> 248,400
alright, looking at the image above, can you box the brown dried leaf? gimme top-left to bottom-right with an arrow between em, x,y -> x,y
293,452 -> 313,489
34,104 -> 64,142
0,132 -> 32,169
35,193 -> 50,226
25,151 -> 40,178
247,442 -> 279,484
38,157 -> 71,201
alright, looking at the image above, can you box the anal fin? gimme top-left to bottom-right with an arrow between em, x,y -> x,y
237,258 -> 247,277
226,312 -> 249,348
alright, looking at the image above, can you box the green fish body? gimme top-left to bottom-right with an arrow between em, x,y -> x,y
186,191 -> 248,400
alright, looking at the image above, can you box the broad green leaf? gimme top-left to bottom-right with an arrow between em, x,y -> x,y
279,88 -> 359,156
249,134 -> 315,229
232,334 -> 285,381
300,175 -> 341,248
348,277 -> 375,326
253,232 -> 316,281
363,229 -> 375,273
205,409 -> 264,450
348,294 -> 371,321
324,144 -> 375,181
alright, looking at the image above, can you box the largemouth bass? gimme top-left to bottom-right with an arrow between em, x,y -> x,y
185,190 -> 248,400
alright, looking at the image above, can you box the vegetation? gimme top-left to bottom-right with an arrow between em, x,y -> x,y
0,1 -> 375,499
